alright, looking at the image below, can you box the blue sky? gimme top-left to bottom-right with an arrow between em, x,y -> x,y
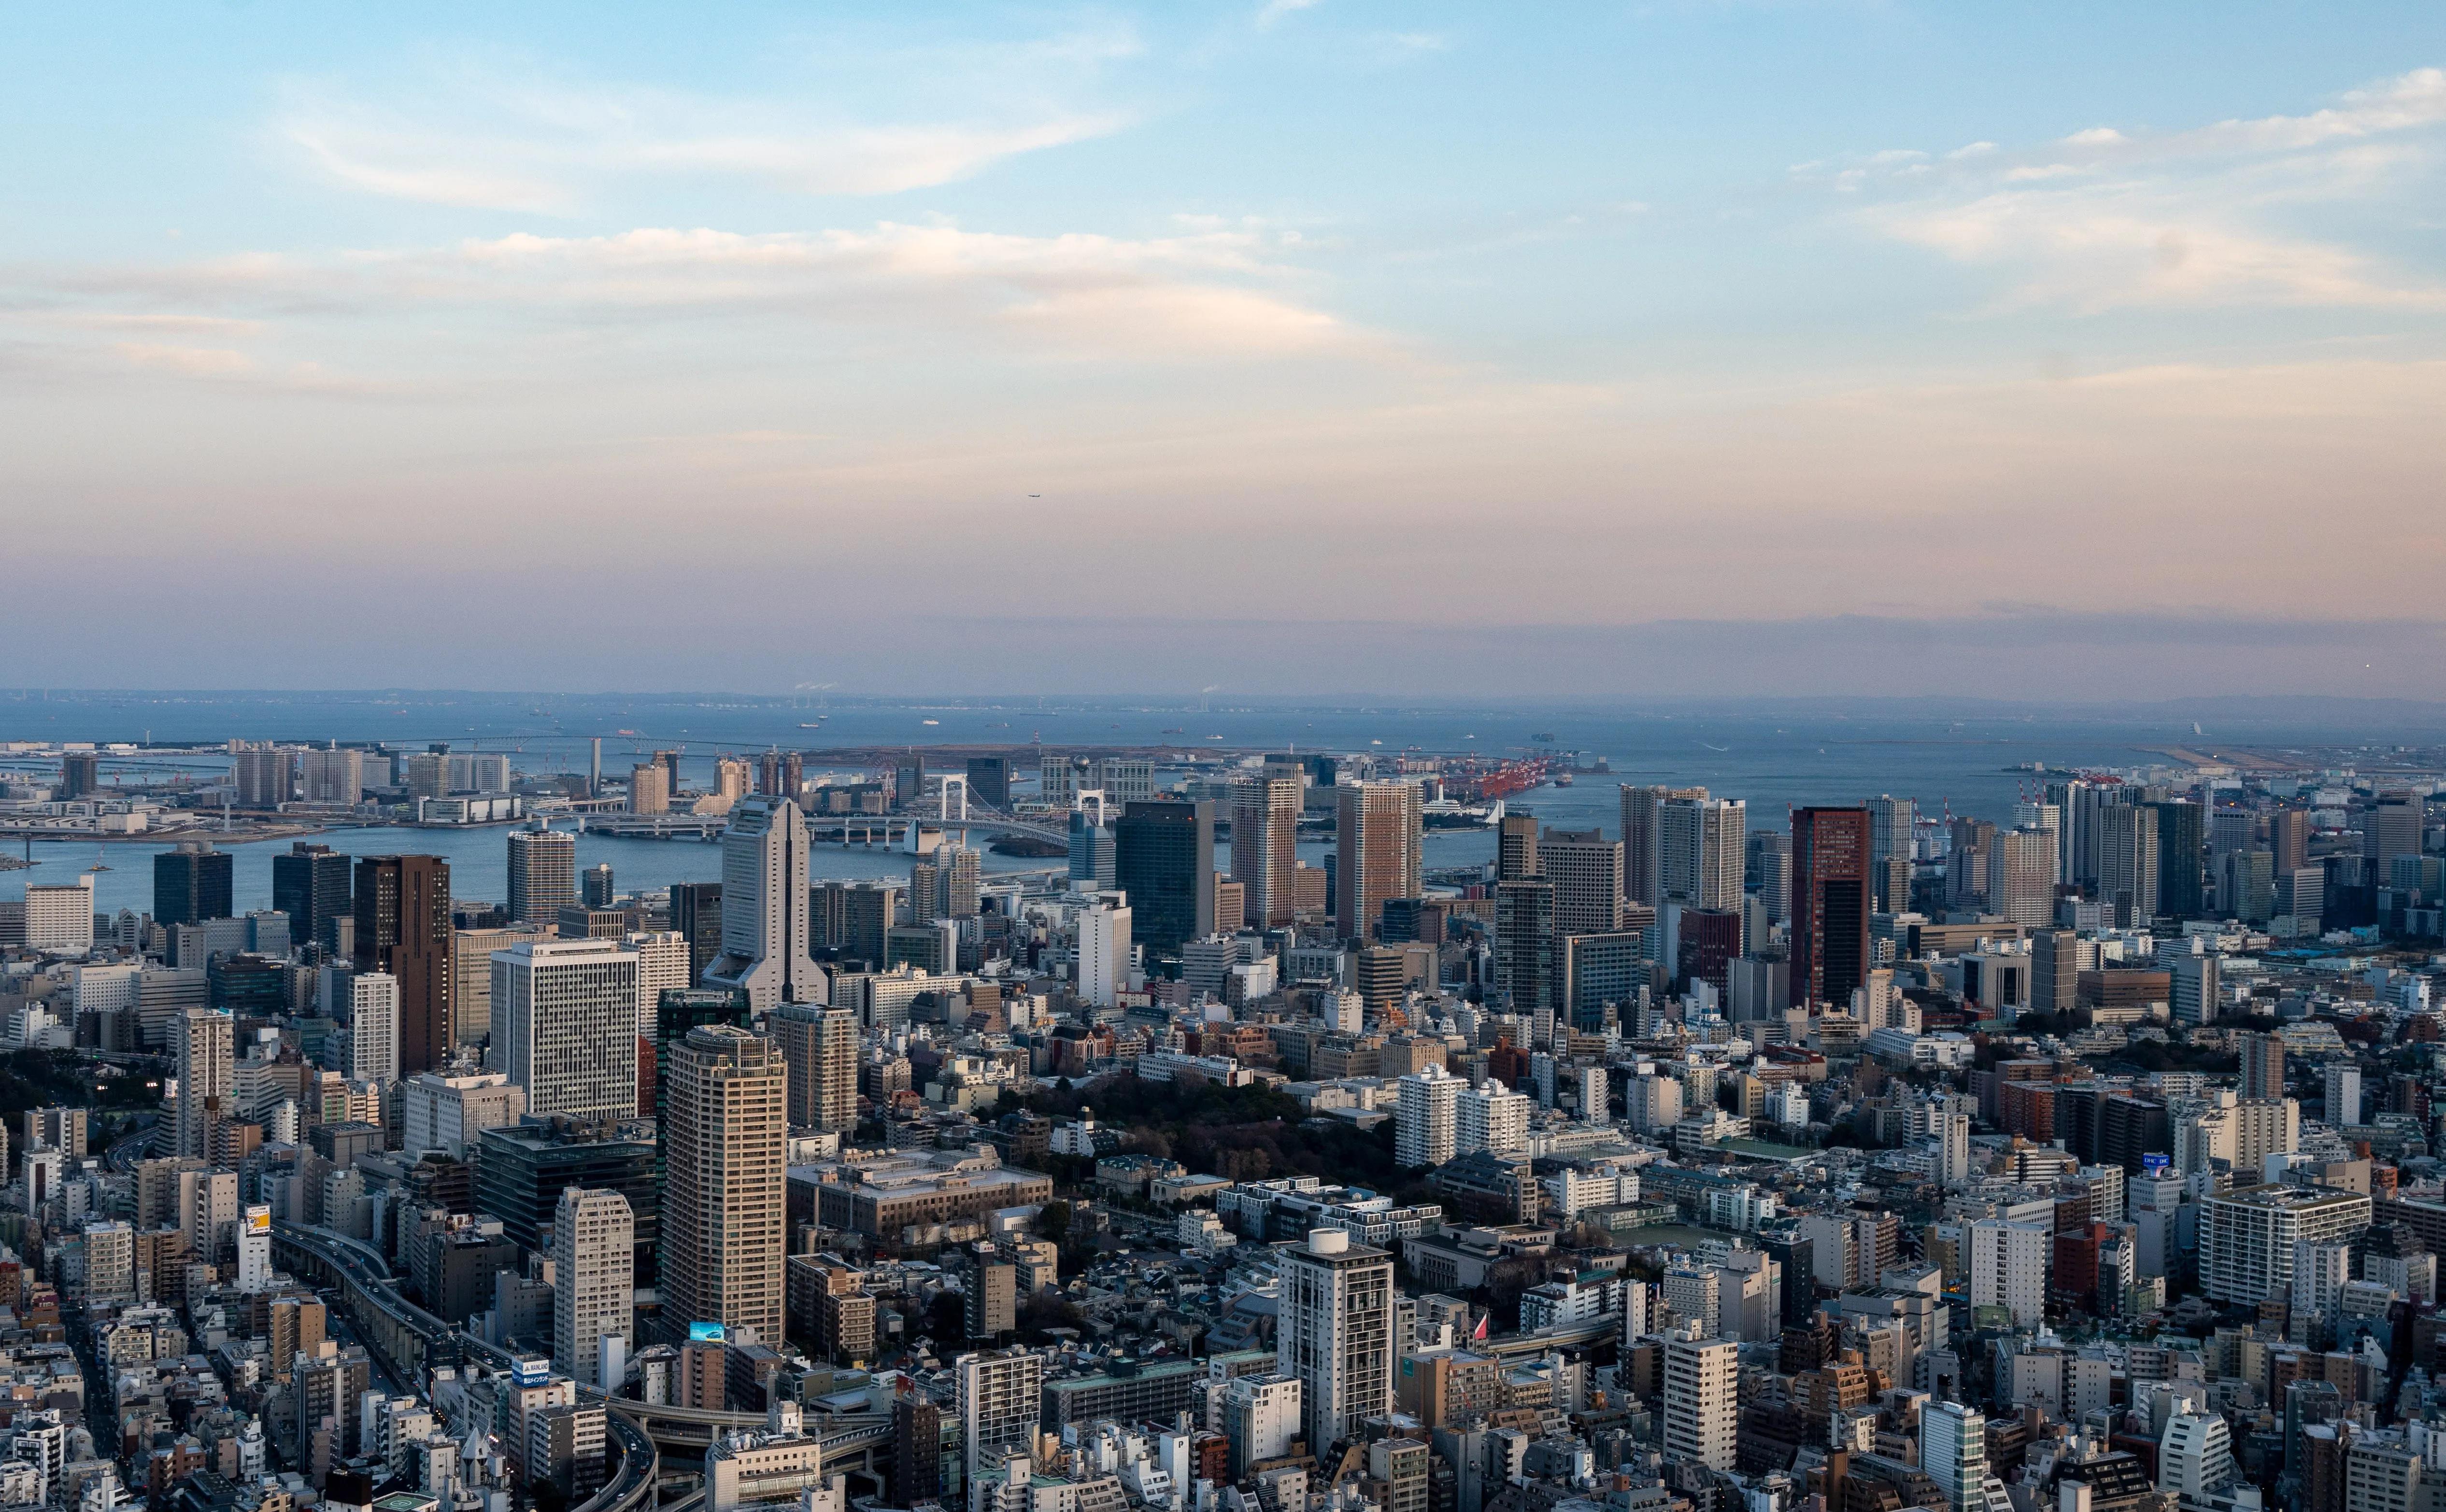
5,4 -> 2444,696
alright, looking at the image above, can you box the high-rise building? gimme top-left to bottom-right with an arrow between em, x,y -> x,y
2159,1413 -> 2234,1508
1746,829 -> 1792,924
2372,791 -> 2423,875
1659,797 -> 1744,910
1541,829 -> 1623,940
669,883 -> 723,980
1335,783 -> 1424,944
660,1026 -> 786,1343
1661,1328 -> 1737,1472
1968,1220 -> 2049,1327
1496,813 -> 1540,884
1278,1228 -> 1394,1454
231,746 -> 295,806
1866,795 -> 1916,910
352,855 -> 454,1074
1790,807 -> 1871,1009
173,1009 -> 234,1160
1079,899 -> 1132,1009
1995,828 -> 2059,930
1230,777 -> 1301,928
2240,1033 -> 2286,1102
554,1188 -> 634,1389
508,825 -> 579,927
957,1348 -> 1043,1484
628,764 -> 669,816
772,1002 -> 859,1131
271,843 -> 353,954
1920,1400 -> 1991,1512
756,751 -> 803,800
2225,850 -> 2275,925
1621,786 -> 1703,909
965,756 -> 1014,809
343,972 -> 399,1084
1395,1066 -> 1459,1170
1114,800 -> 1216,955
702,798 -> 824,1013
1223,1374 -> 1301,1478
624,931 -> 693,1035
2270,809 -> 2312,876
489,939 -> 640,1119
2323,1063 -> 2361,1127
299,748 -> 364,805
2097,803 -> 2160,927
155,842 -> 234,929
59,751 -> 101,800
2151,801 -> 2205,919
1494,879 -> 1555,1016
2031,928 -> 2079,1017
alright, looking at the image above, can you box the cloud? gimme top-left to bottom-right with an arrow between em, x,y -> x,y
1256,0 -> 1324,28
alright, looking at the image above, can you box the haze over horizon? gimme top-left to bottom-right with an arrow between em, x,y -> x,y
6,4 -> 2444,695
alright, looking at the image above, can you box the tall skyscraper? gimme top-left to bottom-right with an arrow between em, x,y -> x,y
2098,803 -> 2161,926
1230,777 -> 1301,928
669,883 -> 723,980
1621,786 -> 1702,908
1661,797 -> 1745,909
1496,813 -> 1540,883
490,939 -> 640,1119
957,1348 -> 1044,1484
173,1008 -> 234,1160
1994,828 -> 2060,930
508,825 -> 579,927
271,843 -> 352,955
154,842 -> 234,929
299,747 -> 364,805
2270,809 -> 2312,876
352,856 -> 454,1075
2372,791 -> 2422,874
554,1188 -> 635,1389
661,1026 -> 786,1343
1540,828 -> 1624,943
343,972 -> 399,1084
2239,1032 -> 2286,1102
1494,879 -> 1556,1015
1335,782 -> 1424,944
772,1002 -> 859,1131
2151,800 -> 2205,919
1920,1400 -> 1991,1512
1114,800 -> 1216,955
1866,795 -> 1916,910
1790,807 -> 1871,1010
628,763 -> 670,815
1079,899 -> 1132,1009
1661,1327 -> 1737,1471
703,797 -> 824,1012
1278,1228 -> 1394,1454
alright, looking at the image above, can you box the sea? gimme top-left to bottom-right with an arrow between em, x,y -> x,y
0,689 -> 2415,919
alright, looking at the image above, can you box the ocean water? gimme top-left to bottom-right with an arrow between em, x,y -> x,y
0,689 -> 2356,916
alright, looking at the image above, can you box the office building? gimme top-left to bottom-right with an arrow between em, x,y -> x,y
624,931 -> 693,1035
1995,828 -> 2059,930
21,878 -> 96,954
554,1188 -> 635,1389
1790,807 -> 1871,1009
58,751 -> 100,799
661,1026 -> 787,1343
352,855 -> 455,1074
1658,797 -> 1743,910
490,939 -> 640,1119
1662,1328 -> 1737,1472
1223,1375 -> 1301,1478
1335,782 -> 1424,944
1920,1400 -> 1991,1512
2151,800 -> 2205,919
1078,898 -> 1132,1009
1231,777 -> 1301,928
1066,812 -> 1117,893
2031,929 -> 2078,1016
272,843 -> 353,954
1494,879 -> 1555,1015
174,1009 -> 234,1160
508,826 -> 579,927
772,1002 -> 859,1131
957,1348 -> 1043,1484
2098,804 -> 2160,926
1866,795 -> 1916,909
1115,800 -> 1216,956
702,797 -> 825,1012
401,1072 -> 526,1158
1561,930 -> 1645,1032
1542,828 -> 1624,939
1278,1228 -> 1394,1453
155,842 -> 234,929
669,883 -> 724,981
477,1118 -> 660,1282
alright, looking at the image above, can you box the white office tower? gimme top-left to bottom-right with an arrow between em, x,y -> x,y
1662,1325 -> 1737,1471
1935,1109 -> 1974,1187
2324,1063 -> 2362,1127
958,1348 -> 1044,1484
703,796 -> 825,1011
1395,1067 -> 1458,1170
1457,1083 -> 1532,1157
344,973 -> 399,1084
1278,1229 -> 1394,1454
173,1009 -> 234,1159
2157,1412 -> 2234,1505
236,1205 -> 271,1291
1920,1400 -> 1991,1512
772,1002 -> 859,1132
1968,1220 -> 2049,1328
553,1188 -> 635,1389
1078,898 -> 1132,1009
490,939 -> 640,1119
625,931 -> 693,1034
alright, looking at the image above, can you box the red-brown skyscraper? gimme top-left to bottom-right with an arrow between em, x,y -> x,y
1791,807 -> 1871,1010
353,855 -> 454,1074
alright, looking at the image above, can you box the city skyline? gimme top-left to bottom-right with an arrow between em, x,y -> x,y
5,5 -> 2443,693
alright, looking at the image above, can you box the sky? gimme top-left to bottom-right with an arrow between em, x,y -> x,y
4,3 -> 2444,699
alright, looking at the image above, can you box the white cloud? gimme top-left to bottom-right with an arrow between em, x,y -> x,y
1257,0 -> 1324,28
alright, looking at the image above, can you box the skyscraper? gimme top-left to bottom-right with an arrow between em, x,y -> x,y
1078,899 -> 1132,1009
1994,828 -> 2060,930
2239,1032 -> 2286,1102
299,748 -> 364,805
1620,786 -> 1702,909
1790,807 -> 1871,1010
2098,803 -> 2161,926
628,763 -> 669,815
154,842 -> 234,929
490,939 -> 640,1119
1661,797 -> 1745,909
1540,828 -> 1623,939
2270,809 -> 2312,876
1496,813 -> 1540,884
1494,879 -> 1556,1016
2151,800 -> 2205,919
702,797 -> 824,1012
1335,782 -> 1424,944
661,1026 -> 786,1343
669,883 -> 723,980
1278,1228 -> 1394,1454
352,855 -> 454,1075
1661,1328 -> 1737,1471
343,972 -> 399,1084
957,1348 -> 1044,1484
553,1188 -> 634,1389
772,1002 -> 859,1131
271,843 -> 352,955
1866,795 -> 1915,909
2372,791 -> 2423,875
508,825 -> 579,927
1114,800 -> 1216,955
59,751 -> 100,800
1395,1066 -> 1459,1170
1229,777 -> 1301,928
173,1009 -> 233,1160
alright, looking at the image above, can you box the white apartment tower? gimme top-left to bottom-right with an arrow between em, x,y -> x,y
661,1026 -> 787,1346
554,1188 -> 634,1389
958,1348 -> 1044,1484
1230,777 -> 1302,929
1278,1229 -> 1394,1454
1395,1068 -> 1459,1170
1968,1220 -> 2049,1328
703,797 -> 825,1012
173,1009 -> 234,1160
1662,1326 -> 1737,1471
343,972 -> 399,1084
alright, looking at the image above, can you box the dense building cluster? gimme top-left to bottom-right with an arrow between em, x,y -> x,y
0,738 -> 2444,1512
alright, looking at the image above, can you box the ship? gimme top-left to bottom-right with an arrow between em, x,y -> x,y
1551,771 -> 1574,787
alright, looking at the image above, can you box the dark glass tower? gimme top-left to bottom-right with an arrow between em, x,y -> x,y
1790,806 -> 1871,1009
154,842 -> 234,928
1114,799 -> 1215,954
